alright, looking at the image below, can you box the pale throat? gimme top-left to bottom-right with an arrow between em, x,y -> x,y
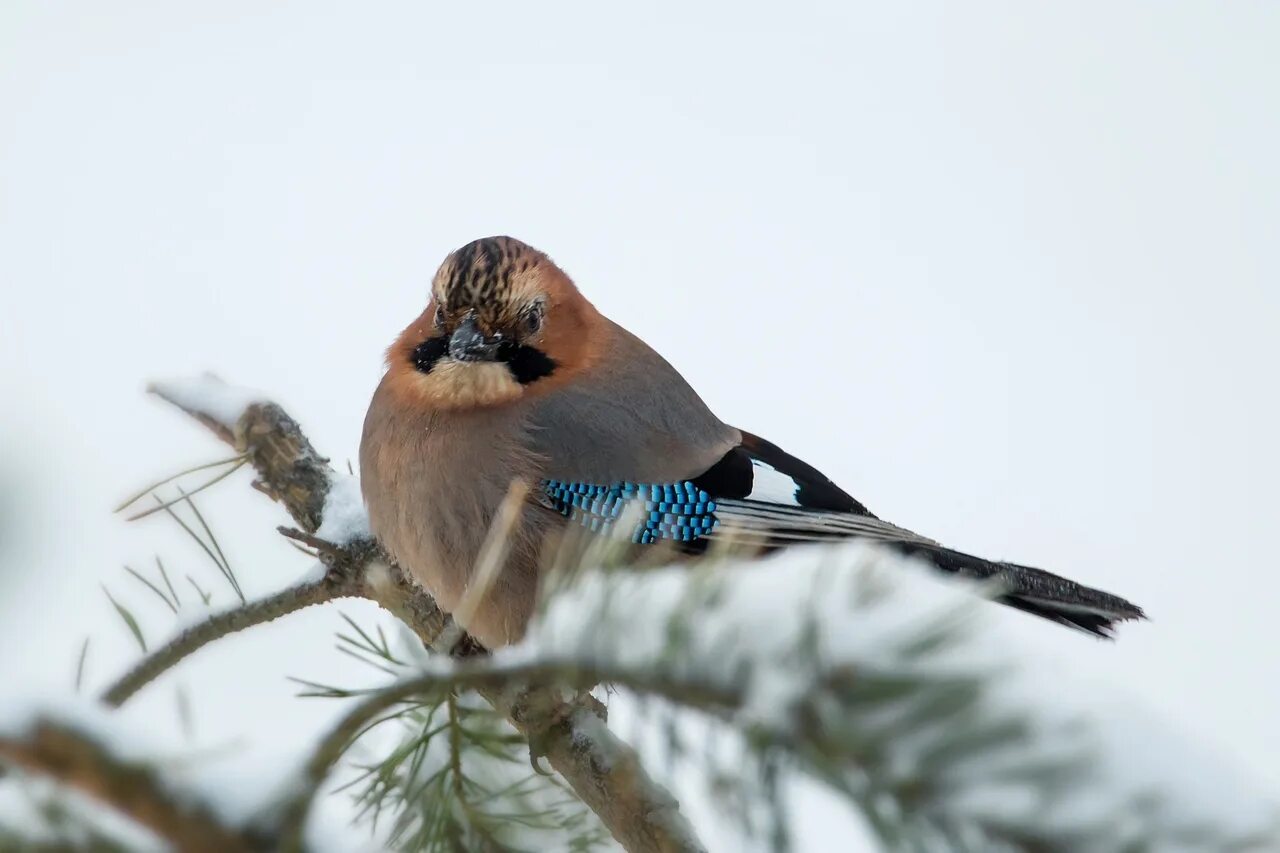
410,359 -> 524,409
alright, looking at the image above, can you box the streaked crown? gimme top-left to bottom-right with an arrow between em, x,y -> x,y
432,236 -> 549,328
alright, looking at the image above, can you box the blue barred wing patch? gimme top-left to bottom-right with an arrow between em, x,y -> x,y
541,480 -> 719,544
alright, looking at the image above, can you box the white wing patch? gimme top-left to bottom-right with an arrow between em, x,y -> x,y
748,460 -> 801,506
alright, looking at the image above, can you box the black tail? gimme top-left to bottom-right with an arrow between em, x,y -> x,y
888,542 -> 1146,638
708,497 -> 1147,637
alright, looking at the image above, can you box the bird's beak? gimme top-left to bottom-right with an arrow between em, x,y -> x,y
448,315 -> 502,362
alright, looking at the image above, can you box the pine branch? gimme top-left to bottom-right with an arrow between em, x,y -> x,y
0,719 -> 267,852
101,574 -> 344,707
275,660 -> 702,852
121,375 -> 703,853
517,553 -> 1280,852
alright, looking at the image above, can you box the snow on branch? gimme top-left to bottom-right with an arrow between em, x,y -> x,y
149,376 -> 267,434
506,546 -> 1280,851
315,472 -> 372,546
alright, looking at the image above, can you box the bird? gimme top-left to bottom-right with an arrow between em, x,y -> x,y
360,236 -> 1145,649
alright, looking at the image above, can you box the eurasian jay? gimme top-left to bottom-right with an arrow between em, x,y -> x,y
361,236 -> 1144,649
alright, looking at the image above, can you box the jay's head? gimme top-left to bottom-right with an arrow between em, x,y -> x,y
387,236 -> 602,409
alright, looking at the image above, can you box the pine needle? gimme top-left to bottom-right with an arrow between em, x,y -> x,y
287,677 -> 361,699
185,574 -> 212,606
102,586 -> 147,652
73,638 -> 90,693
123,564 -> 178,613
154,495 -> 244,604
123,458 -> 247,521
177,486 -> 244,603
156,556 -> 181,607
114,454 -> 246,513
335,645 -> 401,677
337,612 -> 403,667
156,499 -> 224,581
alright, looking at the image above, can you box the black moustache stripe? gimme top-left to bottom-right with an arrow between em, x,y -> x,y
411,337 -> 449,373
410,336 -> 557,386
497,342 -> 558,385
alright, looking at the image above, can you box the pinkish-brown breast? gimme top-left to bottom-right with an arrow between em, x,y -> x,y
359,370 -> 558,648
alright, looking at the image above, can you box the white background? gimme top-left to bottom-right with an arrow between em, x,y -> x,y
2,1 -> 1277,847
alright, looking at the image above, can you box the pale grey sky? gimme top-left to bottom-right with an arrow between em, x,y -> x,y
1,1 -> 1277,847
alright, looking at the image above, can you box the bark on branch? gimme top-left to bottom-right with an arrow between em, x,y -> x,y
91,377 -> 702,853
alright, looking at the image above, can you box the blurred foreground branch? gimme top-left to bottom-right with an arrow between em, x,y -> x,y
0,719 -> 265,852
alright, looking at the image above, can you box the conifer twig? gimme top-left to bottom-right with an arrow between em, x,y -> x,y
101,576 -> 345,707
275,659 -> 701,850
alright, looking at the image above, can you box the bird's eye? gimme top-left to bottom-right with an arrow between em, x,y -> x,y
523,304 -> 544,335
433,305 -> 446,328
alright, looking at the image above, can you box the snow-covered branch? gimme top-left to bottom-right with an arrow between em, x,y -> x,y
124,375 -> 703,853
511,547 -> 1280,851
